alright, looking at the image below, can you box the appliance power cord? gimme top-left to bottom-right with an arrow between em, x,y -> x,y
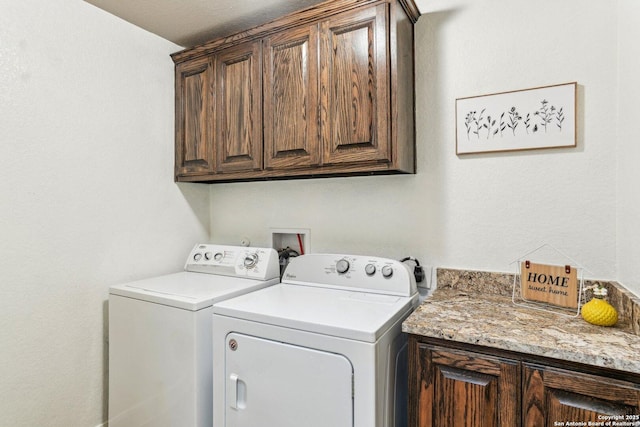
400,257 -> 425,283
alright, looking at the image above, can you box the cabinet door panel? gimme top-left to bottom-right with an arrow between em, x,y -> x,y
434,365 -> 498,427
264,25 -> 320,169
215,41 -> 262,173
320,4 -> 390,165
415,344 -> 519,427
175,57 -> 214,176
523,365 -> 640,427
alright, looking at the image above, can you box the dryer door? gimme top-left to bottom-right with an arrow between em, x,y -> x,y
224,333 -> 353,427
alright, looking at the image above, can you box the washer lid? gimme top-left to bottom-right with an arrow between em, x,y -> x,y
109,272 -> 278,311
212,284 -> 418,342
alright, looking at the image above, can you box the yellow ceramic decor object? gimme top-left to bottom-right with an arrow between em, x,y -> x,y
581,286 -> 618,327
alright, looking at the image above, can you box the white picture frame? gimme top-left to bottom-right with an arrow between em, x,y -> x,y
456,82 -> 577,155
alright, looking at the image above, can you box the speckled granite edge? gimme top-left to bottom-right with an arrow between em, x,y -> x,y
608,283 -> 640,336
403,291 -> 640,374
405,269 -> 640,374
436,268 -> 640,336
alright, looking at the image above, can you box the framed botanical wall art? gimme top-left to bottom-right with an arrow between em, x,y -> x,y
456,82 -> 577,155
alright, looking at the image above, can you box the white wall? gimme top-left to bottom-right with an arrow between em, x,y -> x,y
210,0 -> 623,286
1,1 -> 636,425
616,0 -> 640,296
0,1 -> 209,426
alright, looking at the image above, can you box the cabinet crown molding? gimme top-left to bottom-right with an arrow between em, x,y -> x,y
171,0 -> 420,64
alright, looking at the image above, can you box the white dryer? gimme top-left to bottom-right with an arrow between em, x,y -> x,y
212,253 -> 419,427
108,244 -> 279,427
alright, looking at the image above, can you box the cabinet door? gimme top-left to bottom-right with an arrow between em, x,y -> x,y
319,4 -> 390,166
263,25 -> 320,169
411,343 -> 519,427
215,41 -> 262,173
523,364 -> 640,426
175,56 -> 215,177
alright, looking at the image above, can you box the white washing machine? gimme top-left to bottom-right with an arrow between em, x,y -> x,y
108,244 -> 280,427
212,253 -> 419,427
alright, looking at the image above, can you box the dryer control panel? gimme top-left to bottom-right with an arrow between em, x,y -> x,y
281,253 -> 417,297
185,244 -> 280,280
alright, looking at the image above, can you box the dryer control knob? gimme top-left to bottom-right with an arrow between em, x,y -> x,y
214,252 -> 223,261
336,259 -> 350,274
381,265 -> 394,278
204,252 -> 213,260
193,253 -> 203,261
365,264 -> 376,276
244,253 -> 258,269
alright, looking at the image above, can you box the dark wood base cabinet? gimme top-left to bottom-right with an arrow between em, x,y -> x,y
408,335 -> 640,427
172,0 -> 419,183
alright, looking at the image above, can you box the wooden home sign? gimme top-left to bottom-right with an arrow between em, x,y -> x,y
520,261 -> 578,308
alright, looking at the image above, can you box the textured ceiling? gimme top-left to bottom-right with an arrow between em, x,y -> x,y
84,0 -> 330,47
85,0 -> 426,48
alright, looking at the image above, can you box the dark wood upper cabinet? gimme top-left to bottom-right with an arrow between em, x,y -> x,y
320,4 -> 390,166
171,0 -> 419,183
174,56 -> 214,177
263,24 -> 320,170
214,41 -> 263,173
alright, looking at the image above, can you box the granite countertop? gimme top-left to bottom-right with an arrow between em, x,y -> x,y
402,269 -> 640,375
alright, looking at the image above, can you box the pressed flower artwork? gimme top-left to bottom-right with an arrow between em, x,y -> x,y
456,82 -> 576,154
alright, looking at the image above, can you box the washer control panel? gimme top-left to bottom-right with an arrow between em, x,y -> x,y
281,254 -> 417,297
185,244 -> 279,280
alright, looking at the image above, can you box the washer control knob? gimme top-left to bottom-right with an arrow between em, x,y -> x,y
381,265 -> 394,278
204,252 -> 213,260
243,253 -> 259,269
365,264 -> 376,276
193,253 -> 203,261
214,252 -> 223,261
336,259 -> 350,274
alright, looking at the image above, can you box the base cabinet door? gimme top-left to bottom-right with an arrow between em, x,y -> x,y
523,364 -> 640,426
411,342 -> 519,427
409,336 -> 640,427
